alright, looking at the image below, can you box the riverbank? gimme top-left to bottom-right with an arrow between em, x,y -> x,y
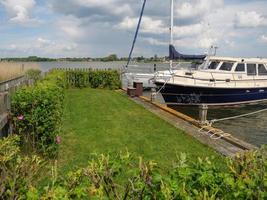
59,88 -> 223,172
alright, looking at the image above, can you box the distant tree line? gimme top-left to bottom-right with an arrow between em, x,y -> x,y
0,54 -> 169,62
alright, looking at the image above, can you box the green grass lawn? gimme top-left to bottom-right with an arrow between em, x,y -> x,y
59,88 -> 223,172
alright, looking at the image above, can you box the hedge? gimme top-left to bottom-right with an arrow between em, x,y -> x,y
1,135 -> 267,199
11,71 -> 65,157
65,69 -> 121,89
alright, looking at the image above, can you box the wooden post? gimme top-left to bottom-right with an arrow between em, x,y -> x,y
151,87 -> 156,102
133,81 -> 143,97
199,104 -> 208,124
127,87 -> 136,97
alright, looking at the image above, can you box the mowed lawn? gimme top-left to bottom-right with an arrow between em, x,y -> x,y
59,88 -> 223,172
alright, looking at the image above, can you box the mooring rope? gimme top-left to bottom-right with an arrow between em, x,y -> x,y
198,107 -> 267,140
209,107 -> 267,124
198,126 -> 231,140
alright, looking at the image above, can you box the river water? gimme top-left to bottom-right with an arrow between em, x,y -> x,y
4,61 -> 267,147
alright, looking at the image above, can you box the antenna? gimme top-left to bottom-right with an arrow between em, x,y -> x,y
170,0 -> 174,70
214,46 -> 218,56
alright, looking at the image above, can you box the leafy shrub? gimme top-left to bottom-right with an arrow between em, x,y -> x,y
11,71 -> 65,157
25,147 -> 267,199
1,140 -> 267,199
65,69 -> 121,89
25,69 -> 42,82
0,135 -> 44,199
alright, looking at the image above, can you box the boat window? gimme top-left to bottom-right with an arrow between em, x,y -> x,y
208,61 -> 220,69
247,64 -> 257,76
219,62 -> 233,71
258,64 -> 267,75
235,63 -> 245,72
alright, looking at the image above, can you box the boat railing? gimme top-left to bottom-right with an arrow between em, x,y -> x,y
188,71 -> 261,87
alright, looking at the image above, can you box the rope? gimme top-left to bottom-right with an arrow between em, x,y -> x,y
126,0 -> 147,69
198,106 -> 267,140
210,107 -> 267,124
198,125 -> 231,140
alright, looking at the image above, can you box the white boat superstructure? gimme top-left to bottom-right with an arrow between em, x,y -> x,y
156,56 -> 267,89
155,57 -> 267,105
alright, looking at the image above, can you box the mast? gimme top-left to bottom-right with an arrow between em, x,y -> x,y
170,0 -> 174,70
126,0 -> 147,69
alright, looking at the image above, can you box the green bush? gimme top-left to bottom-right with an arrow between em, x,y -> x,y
1,137 -> 267,199
11,71 -> 65,157
0,135 -> 44,199
65,69 -> 121,89
40,148 -> 267,199
25,69 -> 42,82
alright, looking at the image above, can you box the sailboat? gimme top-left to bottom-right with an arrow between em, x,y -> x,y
127,0 -> 267,106
125,0 -> 206,89
154,0 -> 267,106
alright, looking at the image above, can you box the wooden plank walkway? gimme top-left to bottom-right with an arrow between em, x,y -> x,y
131,96 -> 257,157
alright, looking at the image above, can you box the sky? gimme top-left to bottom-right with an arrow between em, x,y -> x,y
0,0 -> 267,58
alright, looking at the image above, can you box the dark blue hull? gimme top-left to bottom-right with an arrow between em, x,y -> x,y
155,82 -> 267,105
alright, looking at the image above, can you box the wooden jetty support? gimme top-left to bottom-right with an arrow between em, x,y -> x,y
199,104 -> 208,124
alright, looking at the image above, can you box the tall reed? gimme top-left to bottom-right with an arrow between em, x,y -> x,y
0,62 -> 40,82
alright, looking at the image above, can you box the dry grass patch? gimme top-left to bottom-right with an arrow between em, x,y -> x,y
0,62 -> 40,82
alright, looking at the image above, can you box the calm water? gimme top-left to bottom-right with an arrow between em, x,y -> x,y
11,61 -> 267,146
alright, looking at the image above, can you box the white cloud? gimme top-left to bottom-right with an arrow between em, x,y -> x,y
37,37 -> 53,46
57,16 -> 86,40
5,37 -> 78,57
76,0 -> 132,16
173,23 -> 204,38
176,0 -> 224,20
261,35 -> 267,43
0,0 -> 39,24
117,16 -> 168,34
235,11 -> 266,28
142,38 -> 168,46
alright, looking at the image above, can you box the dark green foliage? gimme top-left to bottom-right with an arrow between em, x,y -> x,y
11,71 -> 65,157
1,56 -> 57,62
65,69 -> 121,89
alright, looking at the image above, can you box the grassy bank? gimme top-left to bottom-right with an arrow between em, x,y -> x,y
59,88 -> 223,172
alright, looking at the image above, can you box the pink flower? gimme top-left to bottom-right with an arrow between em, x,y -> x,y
56,135 -> 61,144
17,115 -> 24,121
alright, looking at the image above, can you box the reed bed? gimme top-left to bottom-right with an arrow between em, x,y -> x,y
0,62 -> 40,82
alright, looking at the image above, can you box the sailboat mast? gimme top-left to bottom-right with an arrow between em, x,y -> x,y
170,0 -> 174,70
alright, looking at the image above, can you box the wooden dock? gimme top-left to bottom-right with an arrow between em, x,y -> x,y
130,95 -> 257,157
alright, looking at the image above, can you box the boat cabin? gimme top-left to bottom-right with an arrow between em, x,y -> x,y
199,56 -> 267,76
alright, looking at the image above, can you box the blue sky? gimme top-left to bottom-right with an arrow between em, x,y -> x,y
0,0 -> 266,58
